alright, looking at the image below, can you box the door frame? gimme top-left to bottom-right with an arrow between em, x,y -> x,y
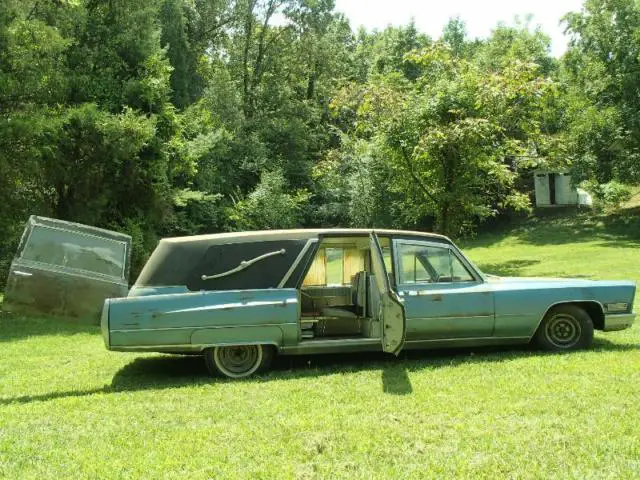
370,233 -> 406,354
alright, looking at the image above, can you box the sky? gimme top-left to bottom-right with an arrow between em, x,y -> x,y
333,0 -> 585,57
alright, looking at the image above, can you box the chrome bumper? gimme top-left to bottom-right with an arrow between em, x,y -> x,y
603,313 -> 636,332
101,299 -> 111,349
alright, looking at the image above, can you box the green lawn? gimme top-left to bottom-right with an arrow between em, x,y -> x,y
1,210 -> 639,479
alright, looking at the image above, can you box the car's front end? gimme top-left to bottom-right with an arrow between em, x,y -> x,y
602,300 -> 636,331
488,275 -> 636,333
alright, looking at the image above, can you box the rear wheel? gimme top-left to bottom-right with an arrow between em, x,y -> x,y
204,344 -> 274,378
534,304 -> 594,351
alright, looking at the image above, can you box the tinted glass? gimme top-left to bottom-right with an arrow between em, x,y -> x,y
184,240 -> 308,291
21,226 -> 126,278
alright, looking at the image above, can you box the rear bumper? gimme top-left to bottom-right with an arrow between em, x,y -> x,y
101,299 -> 111,349
603,312 -> 635,332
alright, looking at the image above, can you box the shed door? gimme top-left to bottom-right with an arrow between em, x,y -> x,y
534,173 -> 551,206
554,174 -> 577,205
369,233 -> 406,355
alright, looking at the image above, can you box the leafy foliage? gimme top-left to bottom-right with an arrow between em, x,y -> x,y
1,0 -> 639,284
228,169 -> 310,230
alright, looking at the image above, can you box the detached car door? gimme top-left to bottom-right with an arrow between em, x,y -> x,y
393,238 -> 494,340
370,233 -> 406,354
3,216 -> 131,323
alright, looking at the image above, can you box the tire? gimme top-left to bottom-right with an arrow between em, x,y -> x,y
534,304 -> 594,351
204,344 -> 274,379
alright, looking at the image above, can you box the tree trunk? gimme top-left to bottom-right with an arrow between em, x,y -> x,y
242,1 -> 256,117
438,202 -> 450,236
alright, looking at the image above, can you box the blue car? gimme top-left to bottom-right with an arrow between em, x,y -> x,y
101,229 -> 636,378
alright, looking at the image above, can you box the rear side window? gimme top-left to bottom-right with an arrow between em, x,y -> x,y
303,246 -> 366,286
185,239 -> 309,291
21,226 -> 127,278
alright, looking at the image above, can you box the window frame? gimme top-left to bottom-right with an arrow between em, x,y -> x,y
392,239 -> 482,287
20,224 -> 129,280
324,247 -> 345,286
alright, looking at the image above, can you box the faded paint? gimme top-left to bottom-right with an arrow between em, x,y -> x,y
3,216 -> 131,323
104,231 -> 636,357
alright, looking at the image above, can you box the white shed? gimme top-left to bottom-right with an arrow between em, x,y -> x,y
534,171 -> 579,207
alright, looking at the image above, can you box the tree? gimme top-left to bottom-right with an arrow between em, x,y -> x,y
331,42 -> 555,235
563,0 -> 640,183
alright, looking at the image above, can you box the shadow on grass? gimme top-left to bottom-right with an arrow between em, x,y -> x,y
0,314 -> 98,343
477,259 -> 540,277
2,337 -> 637,406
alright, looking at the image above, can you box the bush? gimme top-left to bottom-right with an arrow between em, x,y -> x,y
583,180 -> 632,209
228,170 -> 310,231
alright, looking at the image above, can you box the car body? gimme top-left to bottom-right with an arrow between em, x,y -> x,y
101,229 -> 636,378
3,216 -> 131,322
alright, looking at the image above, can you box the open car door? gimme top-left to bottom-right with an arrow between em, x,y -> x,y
369,232 -> 406,355
3,216 -> 131,324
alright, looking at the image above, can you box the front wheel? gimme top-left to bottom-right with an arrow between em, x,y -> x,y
204,344 -> 274,378
534,305 -> 594,351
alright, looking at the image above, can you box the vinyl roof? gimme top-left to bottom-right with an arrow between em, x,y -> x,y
162,228 -> 450,245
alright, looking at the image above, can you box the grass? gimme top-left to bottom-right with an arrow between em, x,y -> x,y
1,209 -> 640,479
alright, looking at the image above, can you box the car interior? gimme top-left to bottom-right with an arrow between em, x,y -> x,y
299,236 -> 391,340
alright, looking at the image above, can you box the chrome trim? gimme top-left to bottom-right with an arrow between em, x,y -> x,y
280,338 -> 380,352
406,314 -> 494,321
13,260 -> 128,284
111,322 -> 298,334
398,285 -> 485,295
404,336 -> 530,344
277,238 -> 317,288
201,248 -> 286,281
168,299 -> 297,315
109,340 -> 281,353
603,313 -> 635,332
12,270 -> 33,277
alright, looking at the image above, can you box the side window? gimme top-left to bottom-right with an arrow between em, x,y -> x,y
303,246 -> 365,286
396,242 -> 474,284
325,248 -> 344,286
21,225 -> 126,278
381,246 -> 393,272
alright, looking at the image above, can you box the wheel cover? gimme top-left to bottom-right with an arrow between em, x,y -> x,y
214,345 -> 262,378
544,313 -> 582,349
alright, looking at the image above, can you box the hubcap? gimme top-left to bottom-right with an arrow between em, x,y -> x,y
214,345 -> 262,377
545,314 -> 581,348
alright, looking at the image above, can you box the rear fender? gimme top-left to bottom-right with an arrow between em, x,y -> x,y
107,288 -> 300,349
191,326 -> 284,350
